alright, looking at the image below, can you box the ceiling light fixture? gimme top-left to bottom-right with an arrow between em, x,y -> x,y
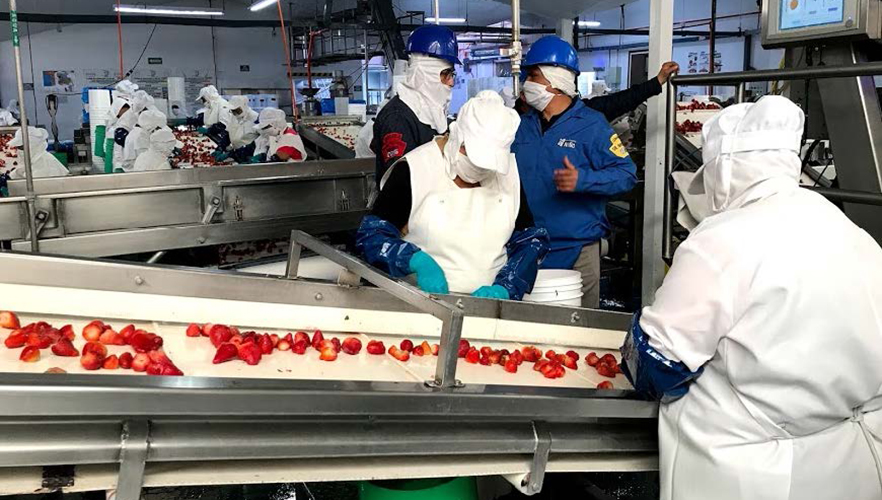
577,20 -> 601,27
426,17 -> 467,23
114,4 -> 224,16
249,0 -> 278,12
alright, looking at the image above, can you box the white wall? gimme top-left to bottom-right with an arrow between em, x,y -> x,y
0,21 -> 366,141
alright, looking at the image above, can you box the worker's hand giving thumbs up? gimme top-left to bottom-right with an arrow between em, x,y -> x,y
553,156 -> 579,192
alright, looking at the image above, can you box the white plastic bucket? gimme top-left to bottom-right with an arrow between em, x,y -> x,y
525,288 -> 583,302
523,292 -> 583,307
533,269 -> 582,288
531,282 -> 582,294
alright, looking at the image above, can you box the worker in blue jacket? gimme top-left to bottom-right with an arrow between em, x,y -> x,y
512,36 -> 638,308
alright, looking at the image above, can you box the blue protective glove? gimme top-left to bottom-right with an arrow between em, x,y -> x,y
196,126 -> 209,135
212,149 -> 230,161
249,153 -> 267,164
408,251 -> 449,294
472,285 -> 509,300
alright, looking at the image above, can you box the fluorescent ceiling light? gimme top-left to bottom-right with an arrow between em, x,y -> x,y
578,20 -> 601,27
426,17 -> 467,23
114,4 -> 224,16
249,0 -> 278,11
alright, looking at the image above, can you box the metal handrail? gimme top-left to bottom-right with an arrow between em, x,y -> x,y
663,63 -> 882,261
286,230 -> 465,389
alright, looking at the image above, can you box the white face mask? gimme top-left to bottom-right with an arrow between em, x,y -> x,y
522,81 -> 556,111
455,152 -> 493,184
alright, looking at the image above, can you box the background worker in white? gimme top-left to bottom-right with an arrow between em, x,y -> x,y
121,109 -> 168,172
620,95 -> 882,500
195,85 -> 229,130
133,128 -> 182,172
210,95 -> 259,163
8,127 -> 68,179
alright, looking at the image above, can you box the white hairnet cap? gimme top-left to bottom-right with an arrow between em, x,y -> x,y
229,95 -> 249,111
257,108 -> 287,131
110,97 -> 130,116
196,85 -> 220,103
455,90 -> 520,174
9,126 -> 49,147
115,80 -> 139,96
150,128 -> 183,149
138,109 -> 167,130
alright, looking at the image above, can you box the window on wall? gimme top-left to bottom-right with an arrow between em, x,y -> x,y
366,66 -> 389,110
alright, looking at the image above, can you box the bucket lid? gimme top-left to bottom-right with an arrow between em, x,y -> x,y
533,269 -> 582,288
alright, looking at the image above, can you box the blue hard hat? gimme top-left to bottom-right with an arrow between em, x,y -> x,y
523,35 -> 580,75
407,25 -> 461,65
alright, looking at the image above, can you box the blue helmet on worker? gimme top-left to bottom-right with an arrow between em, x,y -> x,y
407,25 -> 461,65
523,35 -> 580,75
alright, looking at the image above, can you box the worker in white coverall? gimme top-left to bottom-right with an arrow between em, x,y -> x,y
251,108 -> 306,163
8,127 -> 67,179
121,109 -> 169,171
209,95 -> 259,163
110,90 -> 153,172
620,95 -> 882,500
195,85 -> 229,130
354,97 -> 390,158
133,128 -> 182,172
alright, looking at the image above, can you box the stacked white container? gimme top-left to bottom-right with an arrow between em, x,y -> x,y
523,269 -> 583,306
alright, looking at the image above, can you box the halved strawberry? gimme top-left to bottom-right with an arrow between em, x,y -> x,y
480,346 -> 493,357
148,350 -> 172,366
132,353 -> 150,372
585,352 -> 600,367
522,346 -> 540,362
119,324 -> 135,343
566,350 -> 580,361
103,354 -> 119,370
596,381 -> 614,390
82,341 -> 108,359
330,337 -> 341,352
533,359 -> 549,372
26,332 -> 51,349
4,330 -> 26,348
420,341 -> 432,355
185,323 -> 201,337
432,344 -> 440,356
510,350 -> 524,365
282,333 -> 294,344
311,330 -> 324,350
118,352 -> 133,369
596,362 -> 616,378
488,351 -> 502,365
80,352 -> 102,370
160,364 -> 184,376
600,353 -> 617,365
230,326 -> 240,337
270,334 -> 280,347
213,343 -> 238,364
229,334 -> 244,346
59,324 -> 75,341
277,340 -> 292,351
201,323 -> 214,336
129,332 -> 153,353
258,334 -> 274,355
504,358 -> 519,373
82,321 -> 104,342
319,346 -> 338,361
479,354 -> 491,366
99,329 -> 126,346
366,340 -> 385,355
457,339 -> 471,358
400,339 -> 414,352
545,350 -> 557,360
465,347 -> 480,364
44,328 -> 63,344
341,337 -> 362,355
146,363 -> 163,375
209,324 -> 233,348
237,342 -> 262,365
291,340 -> 308,354
294,331 -> 310,345
560,354 -> 577,370
51,339 -> 79,357
388,345 -> 410,362
20,345 -> 40,362
0,311 -> 21,329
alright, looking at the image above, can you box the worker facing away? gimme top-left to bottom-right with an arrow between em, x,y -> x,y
512,35 -> 638,308
355,97 -> 391,159
621,96 -> 882,500
195,85 -> 229,130
251,108 -> 306,163
210,95 -> 259,164
370,24 -> 460,183
109,90 -> 155,173
133,128 -> 182,172
8,126 -> 67,179
121,109 -> 169,172
357,91 -> 550,300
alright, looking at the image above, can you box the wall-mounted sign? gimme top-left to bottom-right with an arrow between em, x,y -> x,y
240,65 -> 250,72
148,58 -> 163,65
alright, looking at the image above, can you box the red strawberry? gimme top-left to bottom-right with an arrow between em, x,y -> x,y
545,350 -> 557,360
420,341 -> 432,355
566,350 -> 580,361
596,362 -> 616,378
366,340 -> 385,355
237,342 -> 262,365
457,339 -> 471,358
258,334 -> 274,354
400,339 -> 414,352
499,349 -> 510,357
596,381 -> 614,390
291,340 -> 308,354
146,363 -> 163,375
99,329 -> 126,346
148,350 -> 172,366
51,339 -> 79,357
82,341 -> 107,359
185,324 -> 201,337
480,346 -> 493,357
465,347 -> 480,364
294,331 -> 310,345
521,346 -> 540,362
585,352 -> 600,367
160,364 -> 184,376
201,323 -> 214,336
277,340 -> 292,351
59,324 -> 75,341
479,354 -> 491,366
510,349 -> 524,365
80,352 -> 103,370
229,334 -> 244,346
209,324 -> 233,348
129,332 -> 154,353
560,354 -> 577,370
319,346 -> 338,361
600,353 -> 617,365
4,330 -> 26,348
533,359 -> 549,372
213,343 -> 238,364
20,345 -> 40,362
504,358 -> 519,373
82,321 -> 104,342
311,330 -> 324,350
432,344 -> 440,356
412,345 -> 425,356
103,355 -> 119,370
341,337 -> 362,355
118,352 -> 133,369
26,332 -> 52,349
270,334 -> 280,347
282,333 -> 294,344
132,353 -> 150,372
0,311 -> 21,329
331,337 -> 341,352
388,345 -> 410,362
44,328 -> 63,344
490,350 -> 504,365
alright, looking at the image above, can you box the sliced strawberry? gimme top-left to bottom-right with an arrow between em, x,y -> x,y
213,343 -> 238,364
129,332 -> 154,353
585,352 -> 600,367
277,340 -> 292,351
44,328 -> 63,344
488,351 -> 502,365
103,355 -> 120,370
331,337 -> 341,352
82,341 -> 107,359
99,329 -> 126,346
146,363 -> 163,375
412,345 -> 425,356
4,330 -> 26,348
185,323 -> 201,337
465,347 -> 480,364
432,344 -> 440,356
282,333 -> 294,344
82,322 -> 104,342
20,345 -> 40,362
596,362 -> 616,378
26,332 -> 51,349
457,339 -> 471,358
119,324 -> 135,342
510,350 -> 524,365
400,339 -> 414,352
59,324 -> 75,341
160,364 -> 184,376
80,352 -> 102,370
237,342 -> 262,365
533,359 -> 549,372
229,334 -> 244,346
0,311 -> 21,329
201,323 -> 214,336
51,339 -> 79,357
209,324 -> 233,348
311,330 -> 324,350
148,350 -> 172,366
341,337 -> 362,355
366,340 -> 385,355
291,340 -> 308,354
566,350 -> 580,361
255,334 -> 272,354
596,381 -> 614,390
132,353 -> 150,372
319,346 -> 338,361
118,352 -> 133,369
270,334 -> 280,347
560,354 -> 577,370
545,349 -> 557,360
504,358 -> 519,373
294,331 -> 310,345
388,345 -> 410,362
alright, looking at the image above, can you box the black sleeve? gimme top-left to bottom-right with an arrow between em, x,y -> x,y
370,161 -> 412,231
583,78 -> 663,122
514,184 -> 535,230
371,111 -> 421,183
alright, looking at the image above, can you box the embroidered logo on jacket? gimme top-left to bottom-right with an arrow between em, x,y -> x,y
381,132 -> 407,160
557,138 -> 576,149
609,134 -> 629,158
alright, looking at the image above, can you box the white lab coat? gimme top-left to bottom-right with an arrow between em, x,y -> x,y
9,149 -> 68,179
641,97 -> 882,500
220,107 -> 258,150
354,118 -> 375,158
132,149 -> 171,172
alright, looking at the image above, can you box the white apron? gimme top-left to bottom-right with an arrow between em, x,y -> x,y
392,139 -> 518,294
267,129 -> 307,163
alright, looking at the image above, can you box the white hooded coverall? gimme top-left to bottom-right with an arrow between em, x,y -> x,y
639,95 -> 882,500
9,127 -> 68,179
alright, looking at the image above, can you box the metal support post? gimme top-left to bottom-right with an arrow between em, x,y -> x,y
363,30 -> 370,106
286,230 -> 465,388
708,0 -> 717,95
523,422 -> 552,495
433,0 -> 440,23
510,0 -> 522,95
115,420 -> 149,500
641,0 -> 674,305
9,0 -> 38,253
735,82 -> 745,103
662,81 -> 676,263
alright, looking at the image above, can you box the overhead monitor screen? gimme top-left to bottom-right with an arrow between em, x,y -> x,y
780,0 -> 845,30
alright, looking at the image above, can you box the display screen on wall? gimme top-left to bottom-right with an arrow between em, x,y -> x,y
779,0 -> 844,30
